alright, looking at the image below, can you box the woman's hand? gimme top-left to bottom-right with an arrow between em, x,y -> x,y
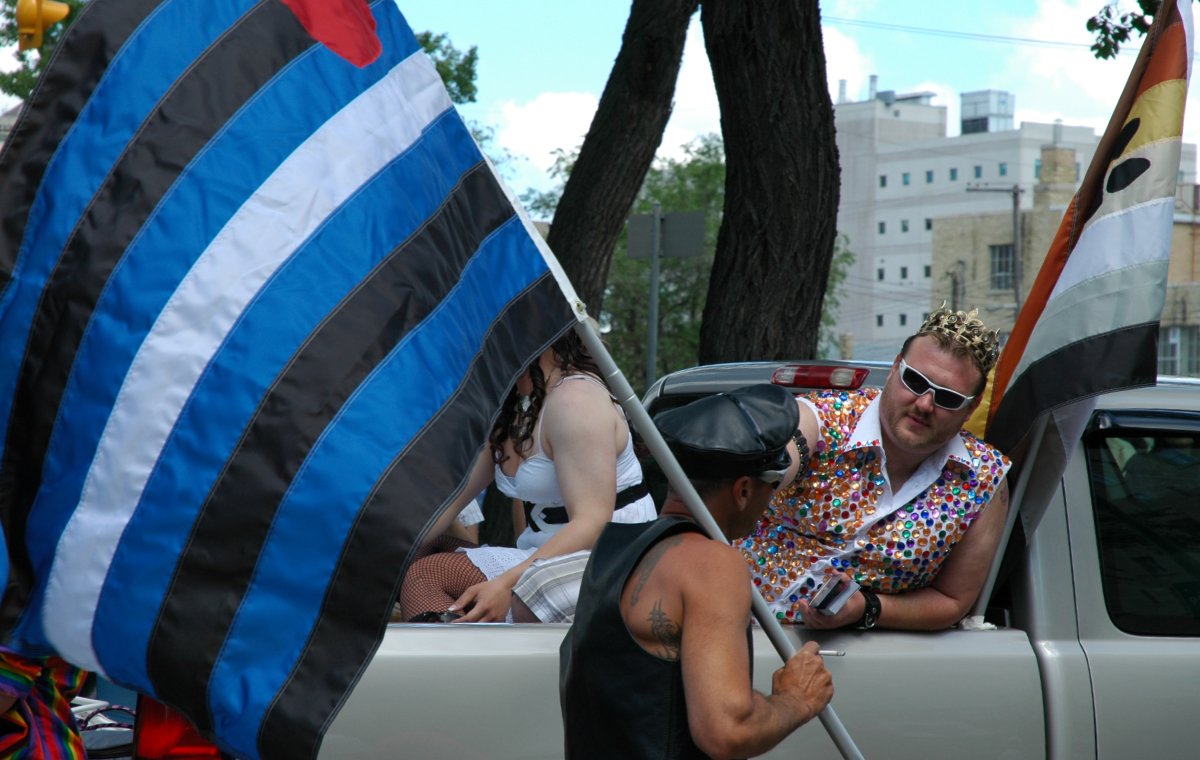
449,577 -> 514,623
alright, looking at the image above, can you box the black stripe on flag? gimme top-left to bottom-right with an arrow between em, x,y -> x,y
0,0 -> 169,632
0,0 -> 167,287
147,163 -> 514,730
258,273 -> 575,760
0,0 -> 316,629
987,321 -> 1159,452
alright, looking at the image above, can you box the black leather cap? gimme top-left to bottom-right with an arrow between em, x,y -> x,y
653,384 -> 798,480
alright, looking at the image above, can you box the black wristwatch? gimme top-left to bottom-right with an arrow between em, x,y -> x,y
853,588 -> 881,629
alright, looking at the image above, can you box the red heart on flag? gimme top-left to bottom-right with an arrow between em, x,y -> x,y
279,0 -> 382,68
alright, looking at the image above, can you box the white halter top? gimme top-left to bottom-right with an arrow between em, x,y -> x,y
494,374 -> 643,505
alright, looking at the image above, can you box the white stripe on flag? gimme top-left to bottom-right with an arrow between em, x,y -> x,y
43,50 -> 452,674
1048,196 -> 1174,302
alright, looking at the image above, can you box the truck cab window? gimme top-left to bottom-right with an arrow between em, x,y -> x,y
1085,431 -> 1200,636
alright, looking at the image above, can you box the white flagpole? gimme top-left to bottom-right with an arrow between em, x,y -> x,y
971,413 -> 1049,619
572,310 -> 865,760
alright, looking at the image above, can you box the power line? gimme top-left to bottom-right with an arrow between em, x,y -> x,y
821,16 -> 1138,57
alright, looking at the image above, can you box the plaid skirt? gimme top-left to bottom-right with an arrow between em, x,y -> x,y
511,550 -> 593,624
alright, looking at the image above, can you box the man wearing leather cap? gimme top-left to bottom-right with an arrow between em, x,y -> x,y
560,385 -> 834,760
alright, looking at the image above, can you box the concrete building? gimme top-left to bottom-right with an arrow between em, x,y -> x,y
931,139 -> 1200,378
832,78 -> 1197,360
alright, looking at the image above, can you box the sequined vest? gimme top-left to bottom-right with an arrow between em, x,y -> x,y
739,388 -> 1010,622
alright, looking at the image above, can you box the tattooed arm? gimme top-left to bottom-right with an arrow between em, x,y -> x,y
622,535 -> 832,760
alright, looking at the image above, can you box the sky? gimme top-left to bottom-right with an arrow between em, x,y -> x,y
1,1 -> 1185,195
396,0 -> 1198,198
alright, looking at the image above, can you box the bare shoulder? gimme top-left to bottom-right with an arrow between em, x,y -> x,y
627,533 -> 748,595
796,395 -> 820,446
671,537 -> 753,599
546,373 -> 612,411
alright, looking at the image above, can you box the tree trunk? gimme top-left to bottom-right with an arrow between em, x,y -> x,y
547,0 -> 698,313
698,0 -> 839,364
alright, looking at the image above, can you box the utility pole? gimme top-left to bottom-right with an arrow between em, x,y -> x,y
947,259 -> 966,311
646,201 -> 662,390
626,205 -> 705,389
967,183 -> 1024,315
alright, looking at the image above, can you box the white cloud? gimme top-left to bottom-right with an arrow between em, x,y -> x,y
822,24 -> 874,104
658,13 -> 720,160
494,91 -> 598,173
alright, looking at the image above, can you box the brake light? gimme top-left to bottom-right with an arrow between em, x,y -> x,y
134,695 -> 226,759
772,365 -> 869,390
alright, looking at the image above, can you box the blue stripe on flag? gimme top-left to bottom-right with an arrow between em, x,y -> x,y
209,217 -> 547,754
91,110 -> 477,691
19,0 -> 418,655
0,0 -> 257,471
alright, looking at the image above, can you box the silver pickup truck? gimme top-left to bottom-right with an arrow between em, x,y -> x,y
128,361 -> 1200,759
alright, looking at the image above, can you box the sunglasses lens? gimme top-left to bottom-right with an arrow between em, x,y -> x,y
933,388 -> 967,410
901,366 -> 930,395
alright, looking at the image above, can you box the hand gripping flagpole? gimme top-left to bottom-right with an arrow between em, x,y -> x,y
573,310 -> 865,760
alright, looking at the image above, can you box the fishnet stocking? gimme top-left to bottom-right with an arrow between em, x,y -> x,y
400,536 -> 485,621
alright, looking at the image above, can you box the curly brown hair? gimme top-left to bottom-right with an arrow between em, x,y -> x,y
488,330 -> 608,466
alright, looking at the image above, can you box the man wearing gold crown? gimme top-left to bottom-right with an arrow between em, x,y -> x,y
739,303 -> 1012,630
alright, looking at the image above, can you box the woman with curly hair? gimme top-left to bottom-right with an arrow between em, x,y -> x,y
399,328 -> 655,623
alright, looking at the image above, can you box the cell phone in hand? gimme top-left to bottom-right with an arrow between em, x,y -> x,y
809,574 -> 860,616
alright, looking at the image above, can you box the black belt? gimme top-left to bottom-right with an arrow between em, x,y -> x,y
524,482 -> 650,532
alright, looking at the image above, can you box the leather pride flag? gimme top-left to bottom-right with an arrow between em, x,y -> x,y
979,0 -> 1192,533
0,1 -> 578,758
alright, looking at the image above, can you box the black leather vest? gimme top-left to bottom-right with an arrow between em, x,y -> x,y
559,516 -> 752,760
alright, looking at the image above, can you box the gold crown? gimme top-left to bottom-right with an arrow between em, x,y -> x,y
918,302 -> 1001,375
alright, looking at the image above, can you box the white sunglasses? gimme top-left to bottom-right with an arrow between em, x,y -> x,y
897,358 -> 976,410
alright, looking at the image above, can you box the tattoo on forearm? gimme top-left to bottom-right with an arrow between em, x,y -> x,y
629,535 -> 683,607
648,600 -> 682,661
999,481 -> 1009,511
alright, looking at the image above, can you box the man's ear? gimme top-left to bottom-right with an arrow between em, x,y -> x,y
731,475 -> 753,511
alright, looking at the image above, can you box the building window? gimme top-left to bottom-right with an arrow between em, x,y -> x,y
924,265 -> 931,278
879,175 -> 887,188
900,266 -> 908,279
924,218 -> 932,231
894,109 -> 900,117
1035,159 -> 1042,180
974,165 -> 982,179
1159,326 -> 1200,376
901,219 -> 909,232
999,162 -> 1008,177
925,170 -> 934,184
950,168 -> 958,181
1076,162 -> 1081,181
877,267 -> 885,281
902,172 -> 911,186
922,312 -> 930,321
990,244 -> 1015,290
899,314 -> 908,326
1180,170 -> 1185,183
876,314 -> 884,327
878,221 -> 886,234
